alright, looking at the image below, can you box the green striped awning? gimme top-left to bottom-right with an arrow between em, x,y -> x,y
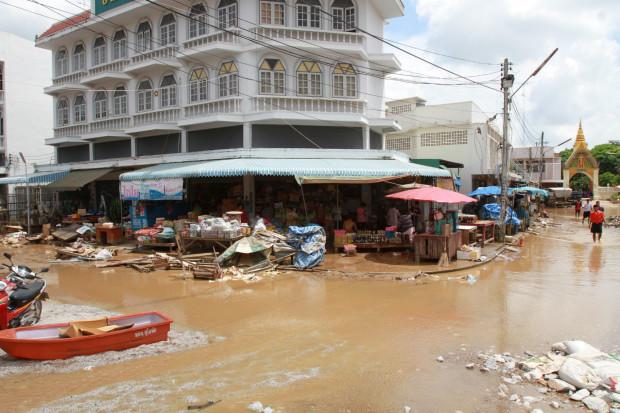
0,170 -> 70,185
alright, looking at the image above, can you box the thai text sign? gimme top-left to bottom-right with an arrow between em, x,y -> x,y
121,179 -> 183,200
94,0 -> 134,15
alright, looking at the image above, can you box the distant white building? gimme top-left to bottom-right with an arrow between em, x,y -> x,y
0,31 -> 54,177
511,146 -> 563,189
385,97 -> 502,194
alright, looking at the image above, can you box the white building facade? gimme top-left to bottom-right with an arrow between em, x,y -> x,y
385,97 -> 502,195
511,146 -> 563,189
35,0 -> 404,170
0,32 -> 53,177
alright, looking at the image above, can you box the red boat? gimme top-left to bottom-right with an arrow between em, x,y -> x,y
0,311 -> 173,360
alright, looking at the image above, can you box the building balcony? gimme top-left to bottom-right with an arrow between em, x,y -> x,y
82,60 -> 132,84
251,27 -> 366,58
181,29 -> 243,60
124,45 -> 184,74
126,107 -> 182,135
53,123 -> 88,138
178,98 -> 243,129
82,117 -> 132,142
252,96 -> 366,115
44,71 -> 89,95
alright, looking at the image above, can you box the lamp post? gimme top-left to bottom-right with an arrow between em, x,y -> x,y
19,152 -> 30,236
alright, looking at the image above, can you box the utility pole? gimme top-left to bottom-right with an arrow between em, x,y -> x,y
499,58 -> 513,242
538,132 -> 544,188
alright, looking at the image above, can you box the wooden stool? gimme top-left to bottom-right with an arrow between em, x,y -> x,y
345,249 -> 357,257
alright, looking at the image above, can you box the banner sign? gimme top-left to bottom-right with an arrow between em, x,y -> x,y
94,0 -> 134,15
121,179 -> 183,200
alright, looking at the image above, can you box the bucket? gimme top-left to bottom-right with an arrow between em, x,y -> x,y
519,238 -> 524,246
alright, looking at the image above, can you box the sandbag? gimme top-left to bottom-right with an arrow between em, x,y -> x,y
558,358 -> 601,391
563,340 -> 601,355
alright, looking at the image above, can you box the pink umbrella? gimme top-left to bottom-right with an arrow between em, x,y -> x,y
386,186 -> 477,204
615,185 -> 620,189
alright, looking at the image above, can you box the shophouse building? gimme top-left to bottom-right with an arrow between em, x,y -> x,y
511,145 -> 563,190
385,97 -> 502,195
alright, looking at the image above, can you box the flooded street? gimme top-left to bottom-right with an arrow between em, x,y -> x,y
3,207 -> 620,412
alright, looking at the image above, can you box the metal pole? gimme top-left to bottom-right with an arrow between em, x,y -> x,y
538,132 -> 544,188
19,152 -> 30,236
499,59 -> 512,242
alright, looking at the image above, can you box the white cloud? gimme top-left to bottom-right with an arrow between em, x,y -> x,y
386,0 -> 620,148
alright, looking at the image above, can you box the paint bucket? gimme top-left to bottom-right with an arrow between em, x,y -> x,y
519,238 -> 524,246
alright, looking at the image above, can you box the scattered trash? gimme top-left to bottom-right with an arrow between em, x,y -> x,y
436,356 -> 444,362
187,399 -> 221,410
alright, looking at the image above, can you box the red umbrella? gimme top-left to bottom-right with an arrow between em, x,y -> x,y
615,185 -> 620,189
386,186 -> 477,204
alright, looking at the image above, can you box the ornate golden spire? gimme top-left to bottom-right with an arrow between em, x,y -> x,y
573,120 -> 588,151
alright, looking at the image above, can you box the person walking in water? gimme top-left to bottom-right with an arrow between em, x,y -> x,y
589,204 -> 606,242
574,199 -> 581,218
582,198 -> 592,224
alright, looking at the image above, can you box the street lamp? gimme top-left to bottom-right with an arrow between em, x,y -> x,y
19,152 -> 30,236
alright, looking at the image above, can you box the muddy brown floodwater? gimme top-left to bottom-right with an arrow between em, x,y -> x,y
2,207 -> 620,412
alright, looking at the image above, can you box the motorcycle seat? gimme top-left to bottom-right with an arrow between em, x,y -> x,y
10,279 -> 44,307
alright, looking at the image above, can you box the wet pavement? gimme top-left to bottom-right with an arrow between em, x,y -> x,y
2,204 -> 620,412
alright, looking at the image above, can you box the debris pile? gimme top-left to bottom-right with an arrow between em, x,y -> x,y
469,340 -> 620,412
55,239 -> 127,261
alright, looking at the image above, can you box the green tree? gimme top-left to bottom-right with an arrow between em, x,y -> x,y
599,172 -> 616,187
569,173 -> 590,190
590,143 -> 620,175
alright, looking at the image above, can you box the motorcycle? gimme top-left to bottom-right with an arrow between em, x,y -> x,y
0,252 -> 48,330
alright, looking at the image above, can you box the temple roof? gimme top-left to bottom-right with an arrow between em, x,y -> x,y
573,120 -> 588,151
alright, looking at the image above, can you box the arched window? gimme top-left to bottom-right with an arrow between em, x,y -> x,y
218,0 -> 237,29
160,75 -> 177,108
259,59 -> 285,95
112,30 -> 127,60
331,0 -> 355,31
137,22 -> 152,53
189,3 -> 208,38
94,90 -> 108,120
137,80 -> 153,111
73,44 -> 85,72
296,0 -> 321,28
297,61 -> 322,96
333,63 -> 357,97
260,0 -> 285,26
93,37 -> 106,66
57,98 -> 69,126
218,61 -> 238,97
56,49 -> 69,77
160,13 -> 176,45
189,68 -> 208,103
113,86 -> 128,116
73,95 -> 86,123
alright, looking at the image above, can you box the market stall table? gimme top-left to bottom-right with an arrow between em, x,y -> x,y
178,235 -> 244,253
333,242 -> 409,253
472,220 -> 495,245
458,225 -> 477,245
96,226 -> 123,245
411,232 -> 462,262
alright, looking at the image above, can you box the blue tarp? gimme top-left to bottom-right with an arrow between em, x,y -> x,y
288,226 -> 326,270
511,186 -> 549,198
481,203 -> 521,232
468,186 -> 514,197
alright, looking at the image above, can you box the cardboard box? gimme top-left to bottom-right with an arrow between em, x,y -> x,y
456,247 -> 481,260
442,224 -> 452,236
77,209 -> 87,216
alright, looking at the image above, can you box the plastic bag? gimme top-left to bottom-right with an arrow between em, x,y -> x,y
95,249 -> 113,260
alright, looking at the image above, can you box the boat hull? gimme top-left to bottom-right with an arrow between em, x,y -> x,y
0,311 -> 173,360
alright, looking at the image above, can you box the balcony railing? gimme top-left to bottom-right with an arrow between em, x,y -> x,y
252,26 -> 365,47
133,107 -> 180,126
182,29 -> 241,50
183,98 -> 242,118
130,45 -> 179,65
89,117 -> 130,133
51,71 -> 87,86
88,60 -> 129,77
54,124 -> 88,138
252,96 -> 365,115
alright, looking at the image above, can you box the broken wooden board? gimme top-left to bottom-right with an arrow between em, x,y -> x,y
52,223 -> 88,242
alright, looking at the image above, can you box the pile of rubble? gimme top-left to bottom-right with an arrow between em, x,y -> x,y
466,340 -> 620,412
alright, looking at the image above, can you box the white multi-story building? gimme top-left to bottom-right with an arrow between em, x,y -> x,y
0,31 -> 54,177
385,97 -> 502,195
511,146 -> 563,189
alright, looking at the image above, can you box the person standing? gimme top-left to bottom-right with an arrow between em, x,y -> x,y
595,200 -> 605,212
582,199 -> 592,224
589,204 -> 606,242
574,199 -> 581,218
357,203 -> 368,230
386,204 -> 400,227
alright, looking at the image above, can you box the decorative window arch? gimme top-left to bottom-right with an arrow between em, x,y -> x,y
259,58 -> 286,95
296,0 -> 321,29
189,68 -> 209,103
160,75 -> 177,108
73,95 -> 86,123
94,90 -> 108,120
160,13 -> 177,45
333,63 -> 357,98
297,60 -> 322,96
113,86 -> 128,116
218,61 -> 238,97
137,21 -> 152,52
57,98 -> 69,126
137,79 -> 153,111
260,0 -> 285,26
218,0 -> 238,29
56,49 -> 69,77
72,44 -> 85,72
112,30 -> 127,60
93,37 -> 106,66
331,0 -> 355,31
189,3 -> 208,38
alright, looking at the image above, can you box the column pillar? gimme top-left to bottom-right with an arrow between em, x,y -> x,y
362,126 -> 370,149
181,129 -> 188,153
243,122 -> 252,149
243,174 -> 255,218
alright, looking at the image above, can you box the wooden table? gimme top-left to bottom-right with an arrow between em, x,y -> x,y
458,225 -> 477,245
472,220 -> 494,245
411,232 -> 462,262
178,235 -> 243,253
96,226 -> 123,245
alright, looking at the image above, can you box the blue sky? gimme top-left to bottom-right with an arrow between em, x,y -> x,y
1,0 -> 619,149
